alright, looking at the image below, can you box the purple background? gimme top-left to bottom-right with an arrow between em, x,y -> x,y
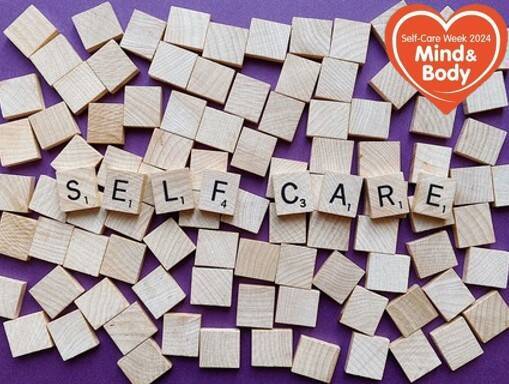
0,0 -> 508,383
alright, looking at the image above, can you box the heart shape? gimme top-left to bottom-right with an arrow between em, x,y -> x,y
386,5 -> 507,114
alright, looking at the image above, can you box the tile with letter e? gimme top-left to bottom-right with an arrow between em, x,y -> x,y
199,328 -> 240,369
103,169 -> 145,215
275,286 -> 320,328
273,171 -> 313,215
291,335 -> 340,383
345,332 -> 390,381
412,174 -> 456,219
199,170 -> 241,215
245,18 -> 291,63
4,311 -> 53,358
56,167 -> 99,212
151,168 -> 194,214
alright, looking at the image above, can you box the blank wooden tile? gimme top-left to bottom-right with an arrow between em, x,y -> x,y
164,6 -> 210,52
275,244 -> 316,289
221,189 -> 270,234
464,71 -> 508,114
199,170 -> 241,215
236,284 -> 275,328
307,100 -> 349,139
316,57 -> 358,102
132,266 -> 186,319
358,141 -> 400,178
0,118 -> 41,167
97,145 -> 141,187
186,57 -> 235,104
463,291 -> 509,343
412,174 -> 456,219
0,174 -> 34,214
225,74 -> 270,124
292,335 -> 340,383
366,173 -> 408,218
276,53 -> 321,102
120,9 -> 166,60
3,5 -> 58,57
266,157 -> 308,198
410,143 -> 452,183
308,212 -> 351,251
453,203 -> 495,248
329,18 -> 370,64
100,234 -> 146,284
30,34 -> 82,86
269,203 -> 306,244
450,166 -> 493,205
72,2 -> 123,52
463,247 -> 508,289
4,311 -> 53,357
0,213 -> 36,262
410,96 -> 456,138
273,171 -> 313,215
29,217 -> 73,265
143,218 -> 196,270
235,239 -> 280,282
366,253 -> 410,293
408,195 -> 455,233
0,73 -> 44,120
258,91 -> 305,142
51,135 -> 103,172
124,86 -> 162,128
318,172 -> 362,217
118,338 -> 171,384
66,194 -> 108,235
103,169 -> 144,214
245,18 -> 290,62
252,329 -> 293,367
231,127 -> 276,177
354,215 -> 399,254
87,102 -> 124,144
195,229 -> 238,269
75,278 -> 128,329
179,191 -> 221,229
345,332 -> 389,380
310,138 -> 354,175
370,0 -> 407,46
386,284 -> 439,337
56,167 -> 99,212
290,17 -> 332,59
349,98 -> 392,139
275,286 -> 320,327
148,41 -> 198,88
491,164 -> 509,207
29,175 -> 66,222
430,316 -> 483,371
104,302 -> 157,355
423,269 -> 475,321
150,168 -> 193,214
0,276 -> 26,319
390,330 -> 441,383
454,118 -> 506,165
200,328 -> 240,368
369,61 -> 416,109
144,129 -> 193,171
191,267 -> 233,307
190,149 -> 228,191
160,91 -> 206,140
64,228 -> 108,277
162,313 -> 201,357
203,22 -> 248,68
196,107 -> 243,153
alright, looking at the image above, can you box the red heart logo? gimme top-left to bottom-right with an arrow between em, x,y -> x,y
386,4 -> 507,114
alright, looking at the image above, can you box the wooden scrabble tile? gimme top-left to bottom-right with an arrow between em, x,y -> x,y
410,143 -> 452,183
454,118 -> 506,165
307,100 -> 349,139
310,138 -> 354,175
231,127 -> 276,177
329,18 -> 370,64
103,169 -> 145,214
369,61 -> 416,109
266,157 -> 308,198
186,57 -> 235,104
371,0 -> 407,46
410,96 -> 456,138
56,167 -> 99,212
275,244 -> 316,289
237,284 -> 275,328
143,218 -> 196,270
450,166 -> 493,205
345,332 -> 390,380
150,168 -> 193,214
120,9 -> 166,60
0,174 -> 34,213
87,102 -> 124,144
190,149 -> 228,191
132,266 -> 186,318
100,234 -> 146,284
97,145 -> 141,186
276,53 -> 321,102
390,330 -> 441,383
75,278 -> 128,329
0,276 -> 26,319
195,229 -> 238,269
123,86 -> 162,128
366,173 -> 409,218
358,141 -> 400,178
269,203 -> 306,244
3,5 -> 58,57
349,98 -> 392,139
492,164 -> 509,207
453,203 -> 495,248
464,71 -> 508,114
354,215 -> 398,254
29,175 -> 66,222
423,269 -> 475,321
430,316 -> 483,371
365,253 -> 410,293
273,171 -> 313,215
463,247 -> 508,289
221,189 -> 270,234
148,41 -> 198,88
196,108 -> 243,153
200,328 -> 240,368
318,172 -> 362,217
386,284 -> 439,337
29,217 -> 73,264
292,335 -> 340,383
164,6 -> 210,52
203,22 -> 249,68
178,191 -> 221,229
190,267 -> 233,307
104,302 -> 157,355
258,91 -> 305,142
0,119 -> 41,167
225,74 -> 270,124
245,18 -> 291,62
199,170 -> 241,215
235,239 -> 280,282
64,228 -> 108,276
340,285 -> 388,335
412,174 -> 456,219
275,286 -> 320,327
30,34 -> 82,86
66,194 -> 108,234
0,213 -> 36,262
406,230 -> 457,278
118,339 -> 171,383
72,2 -> 123,52
408,196 -> 454,233
252,329 -> 293,367
290,17 -> 332,59
463,291 -> 509,343
307,212 -> 351,251
4,311 -> 53,357
162,313 -> 201,357
315,57 -> 358,102
138,162 -> 163,205
29,266 -> 84,319
51,135 -> 103,172
161,91 -> 206,140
